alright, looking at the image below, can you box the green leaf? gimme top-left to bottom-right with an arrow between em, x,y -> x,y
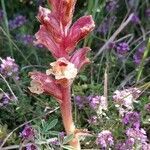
61,145 -> 74,150
49,131 -> 59,136
63,134 -> 74,145
43,119 -> 58,132
79,75 -> 88,81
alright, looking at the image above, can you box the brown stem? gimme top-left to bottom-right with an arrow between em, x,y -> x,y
60,86 -> 81,150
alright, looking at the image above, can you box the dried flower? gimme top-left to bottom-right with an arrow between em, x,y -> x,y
123,111 -> 140,128
0,57 -> 19,80
96,130 -> 114,148
9,15 -> 27,30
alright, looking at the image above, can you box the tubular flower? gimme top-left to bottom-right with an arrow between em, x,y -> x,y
46,57 -> 78,87
29,72 -> 62,102
29,0 -> 95,149
46,57 -> 77,80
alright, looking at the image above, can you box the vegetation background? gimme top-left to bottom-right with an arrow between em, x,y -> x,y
0,0 -> 150,149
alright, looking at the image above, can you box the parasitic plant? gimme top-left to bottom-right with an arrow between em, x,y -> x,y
28,0 -> 95,149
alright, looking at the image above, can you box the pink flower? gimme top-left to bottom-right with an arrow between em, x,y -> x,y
35,1 -> 95,59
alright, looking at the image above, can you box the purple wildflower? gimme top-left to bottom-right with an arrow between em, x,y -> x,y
59,131 -> 65,140
113,88 -> 141,108
17,34 -> 35,45
142,143 -> 150,150
145,103 -> 150,112
108,42 -> 116,49
131,13 -> 140,24
125,138 -> 135,149
50,139 -> 59,145
96,130 -> 114,148
127,0 -> 137,9
89,96 -> 100,109
0,93 -> 14,107
115,142 -> 127,150
74,96 -> 87,109
88,95 -> 107,110
133,46 -> 145,64
26,144 -> 37,150
126,128 -> 148,144
113,88 -> 141,116
116,42 -> 130,55
0,57 -> 19,80
98,16 -> 116,35
20,125 -> 35,140
106,0 -> 118,13
9,15 -> 27,30
0,10 -> 3,22
98,23 -> 109,35
16,34 -> 44,48
123,111 -> 140,128
88,115 -> 98,125
146,9 -> 150,17
115,138 -> 135,150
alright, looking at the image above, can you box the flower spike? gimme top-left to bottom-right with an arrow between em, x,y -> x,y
29,0 -> 95,149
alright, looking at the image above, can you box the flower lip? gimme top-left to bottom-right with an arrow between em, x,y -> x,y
28,79 -> 44,95
46,57 -> 78,80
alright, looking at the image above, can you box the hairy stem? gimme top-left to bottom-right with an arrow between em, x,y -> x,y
60,86 -> 81,150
